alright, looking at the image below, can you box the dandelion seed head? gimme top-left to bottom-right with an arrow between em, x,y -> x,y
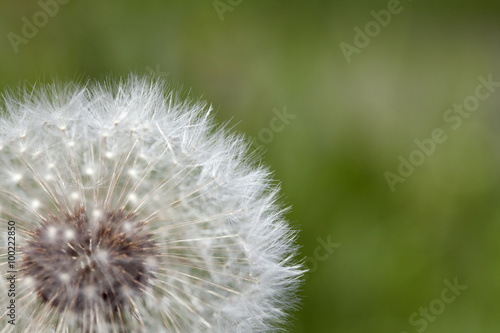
0,76 -> 304,332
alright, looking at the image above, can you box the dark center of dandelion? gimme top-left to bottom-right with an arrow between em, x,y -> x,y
21,207 -> 159,313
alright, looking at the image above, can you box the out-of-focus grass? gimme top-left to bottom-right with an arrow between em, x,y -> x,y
1,1 -> 500,332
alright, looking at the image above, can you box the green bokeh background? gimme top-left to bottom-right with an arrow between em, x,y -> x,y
1,1 -> 500,332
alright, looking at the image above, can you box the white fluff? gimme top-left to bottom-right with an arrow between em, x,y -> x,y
0,76 -> 304,332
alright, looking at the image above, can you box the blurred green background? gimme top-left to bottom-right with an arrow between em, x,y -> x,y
1,1 -> 500,332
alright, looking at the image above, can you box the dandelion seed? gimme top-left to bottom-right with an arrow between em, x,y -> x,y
0,76 -> 304,332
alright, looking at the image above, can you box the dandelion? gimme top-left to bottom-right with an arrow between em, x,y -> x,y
0,76 -> 304,332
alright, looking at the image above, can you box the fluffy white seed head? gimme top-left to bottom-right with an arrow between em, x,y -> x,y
0,76 -> 304,332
